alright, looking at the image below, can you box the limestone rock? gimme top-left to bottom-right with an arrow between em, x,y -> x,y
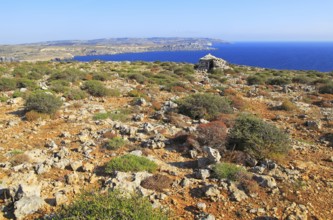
14,196 -> 46,220
253,174 -> 277,188
203,146 -> 221,164
195,169 -> 210,180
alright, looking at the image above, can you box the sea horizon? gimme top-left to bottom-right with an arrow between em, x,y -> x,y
74,42 -> 333,72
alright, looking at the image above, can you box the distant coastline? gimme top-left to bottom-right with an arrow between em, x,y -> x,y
74,42 -> 333,72
0,37 -> 225,62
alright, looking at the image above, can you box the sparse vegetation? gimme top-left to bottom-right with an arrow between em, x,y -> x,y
213,162 -> 246,181
318,83 -> 333,94
105,154 -> 158,173
141,174 -> 173,192
52,191 -> 168,220
196,121 -> 228,152
25,92 -> 62,114
177,93 -> 233,120
228,114 -> 290,159
0,77 -> 17,91
104,137 -> 126,150
82,80 -> 110,97
64,89 -> 87,100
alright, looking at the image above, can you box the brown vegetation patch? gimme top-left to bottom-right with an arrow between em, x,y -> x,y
140,174 -> 173,192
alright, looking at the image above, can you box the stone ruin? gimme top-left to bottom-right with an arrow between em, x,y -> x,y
196,53 -> 230,72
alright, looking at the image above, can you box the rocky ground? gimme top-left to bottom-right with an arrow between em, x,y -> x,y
0,57 -> 332,219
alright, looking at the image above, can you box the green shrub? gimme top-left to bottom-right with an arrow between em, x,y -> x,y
64,89 -> 87,100
49,69 -> 84,82
50,80 -> 70,93
16,78 -> 37,89
109,109 -> 131,122
104,137 -> 126,150
52,191 -> 168,220
280,100 -> 297,111
25,92 -> 62,114
177,93 -> 233,120
105,154 -> 158,173
82,80 -> 110,97
247,76 -> 265,85
292,76 -> 311,84
12,90 -> 24,98
128,73 -> 147,84
93,112 -> 111,120
213,162 -> 246,181
318,83 -> 333,94
92,72 -> 110,81
266,77 -> 291,86
0,96 -> 8,103
228,114 -> 290,159
108,88 -> 121,97
0,78 -> 17,91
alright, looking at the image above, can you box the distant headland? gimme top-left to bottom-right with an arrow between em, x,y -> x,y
0,37 -> 226,62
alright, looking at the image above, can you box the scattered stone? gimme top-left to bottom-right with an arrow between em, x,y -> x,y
45,139 -> 58,150
195,169 -> 210,180
197,202 -> 207,211
70,160 -> 82,171
135,98 -> 147,106
229,183 -> 248,202
304,120 -> 322,130
203,146 -> 221,164
253,175 -> 277,188
132,114 -> 145,121
180,178 -> 192,188
196,213 -> 216,220
204,185 -> 220,198
66,172 -> 80,185
14,196 -> 46,220
55,191 -> 68,206
82,163 -> 94,173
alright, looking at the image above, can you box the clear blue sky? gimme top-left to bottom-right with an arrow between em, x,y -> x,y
1,0 -> 333,44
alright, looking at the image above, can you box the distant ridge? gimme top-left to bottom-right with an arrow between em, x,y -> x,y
20,37 -> 226,46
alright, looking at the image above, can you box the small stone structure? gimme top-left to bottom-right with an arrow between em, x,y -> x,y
196,53 -> 230,72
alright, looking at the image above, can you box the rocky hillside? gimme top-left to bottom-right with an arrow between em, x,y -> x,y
0,56 -> 332,219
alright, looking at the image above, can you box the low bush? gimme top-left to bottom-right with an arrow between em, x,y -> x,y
25,92 -> 62,114
196,121 -> 228,152
82,80 -> 110,97
49,69 -> 85,82
64,89 -> 87,100
280,100 -> 297,111
247,75 -> 265,85
228,114 -> 290,159
213,162 -> 246,181
141,174 -> 173,192
128,73 -> 147,84
109,109 -> 131,122
25,110 -> 50,121
103,137 -> 126,150
177,93 -> 233,120
50,80 -> 70,93
318,83 -> 333,94
10,153 -> 30,166
92,72 -> 111,81
0,78 -> 17,91
16,78 -> 37,89
52,191 -> 168,220
93,112 -> 111,120
292,76 -> 311,84
266,77 -> 291,85
105,154 -> 158,173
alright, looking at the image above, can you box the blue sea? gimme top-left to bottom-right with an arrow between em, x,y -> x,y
74,42 -> 333,72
